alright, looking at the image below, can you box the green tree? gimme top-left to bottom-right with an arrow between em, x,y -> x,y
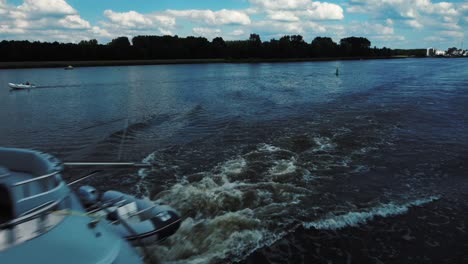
248,33 -> 262,58
290,35 -> 308,57
310,37 -> 338,57
339,37 -> 371,56
79,39 -> 98,45
212,37 -> 227,58
109,36 -> 131,48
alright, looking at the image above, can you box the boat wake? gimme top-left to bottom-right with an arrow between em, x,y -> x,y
139,144 -> 310,263
136,139 -> 440,264
130,102 -> 447,263
303,196 -> 440,230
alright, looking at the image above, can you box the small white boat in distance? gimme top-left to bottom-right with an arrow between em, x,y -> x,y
8,83 -> 36,89
64,65 -> 73,70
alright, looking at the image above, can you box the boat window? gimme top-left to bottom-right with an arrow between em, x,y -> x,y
0,184 -> 14,224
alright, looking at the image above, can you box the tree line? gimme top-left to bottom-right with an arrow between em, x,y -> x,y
0,34 -> 425,62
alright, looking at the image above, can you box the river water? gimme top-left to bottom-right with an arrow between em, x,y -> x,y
0,58 -> 467,263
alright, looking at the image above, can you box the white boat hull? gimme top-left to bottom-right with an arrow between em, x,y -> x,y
8,83 -> 36,89
0,147 -> 143,264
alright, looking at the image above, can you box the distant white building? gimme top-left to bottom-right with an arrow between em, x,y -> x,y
426,47 -> 467,57
426,47 -> 445,56
435,49 -> 446,56
426,48 -> 435,56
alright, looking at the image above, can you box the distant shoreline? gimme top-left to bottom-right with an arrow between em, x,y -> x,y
0,56 -> 415,69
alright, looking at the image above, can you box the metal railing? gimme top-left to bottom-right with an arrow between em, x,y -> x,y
12,171 -> 60,200
0,199 -> 66,251
0,200 -> 59,229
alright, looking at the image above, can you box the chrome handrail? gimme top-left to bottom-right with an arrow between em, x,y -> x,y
13,171 -> 60,187
19,200 -> 56,217
12,171 -> 61,199
0,200 -> 59,229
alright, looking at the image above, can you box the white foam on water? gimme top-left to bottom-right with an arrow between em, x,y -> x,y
312,137 -> 336,152
352,146 -> 378,155
133,152 -> 159,198
217,157 -> 247,176
149,209 -> 285,264
141,144 -> 318,264
145,148 -> 313,264
302,169 -> 316,183
143,151 -> 157,164
336,157 -> 351,168
269,158 -> 297,176
257,143 -> 281,152
351,165 -> 370,173
138,151 -> 157,179
303,196 -> 440,230
137,166 -> 152,196
136,167 -> 150,197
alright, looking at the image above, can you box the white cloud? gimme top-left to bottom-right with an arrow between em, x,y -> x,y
0,25 -> 25,34
252,19 -> 328,38
99,10 -> 177,39
0,0 -> 88,31
352,0 -> 459,16
104,10 -> 153,28
90,26 -> 112,38
249,0 -> 311,10
18,0 -> 76,17
424,36 -> 444,42
250,0 -> 344,20
0,0 -> 463,48
230,29 -> 245,37
193,27 -> 221,38
406,20 -> 423,29
348,21 -> 394,36
347,0 -> 463,24
304,21 -> 327,33
151,15 -> 176,28
440,30 -> 464,38
372,35 -> 405,42
59,15 -> 91,29
167,9 -> 251,25
0,0 -> 94,42
159,28 -> 173,36
324,20 -> 400,47
461,3 -> 468,23
215,9 -> 252,25
267,11 -> 300,22
253,20 -> 304,35
0,0 -> 7,15
439,22 -> 460,30
431,2 -> 458,16
302,2 -> 344,20
346,0 -> 466,48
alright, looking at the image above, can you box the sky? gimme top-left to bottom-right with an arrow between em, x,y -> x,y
0,0 -> 467,49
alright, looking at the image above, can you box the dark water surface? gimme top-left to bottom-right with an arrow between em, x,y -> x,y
0,58 -> 467,263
